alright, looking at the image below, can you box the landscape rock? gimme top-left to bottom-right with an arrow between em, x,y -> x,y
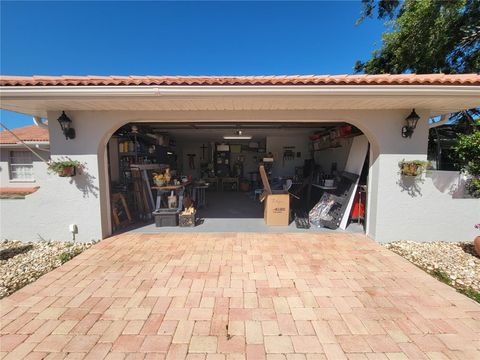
384,240 -> 480,293
0,240 -> 93,299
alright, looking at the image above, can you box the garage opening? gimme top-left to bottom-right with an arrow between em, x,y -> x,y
106,122 -> 369,234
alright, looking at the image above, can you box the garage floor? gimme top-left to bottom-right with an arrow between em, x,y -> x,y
133,192 -> 364,234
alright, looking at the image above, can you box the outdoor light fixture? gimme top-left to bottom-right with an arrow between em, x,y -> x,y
401,108 -> 420,138
57,111 -> 76,140
223,130 -> 252,140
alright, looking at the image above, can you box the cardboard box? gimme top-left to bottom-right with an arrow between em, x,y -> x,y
259,165 -> 290,226
264,192 -> 290,226
217,144 -> 230,151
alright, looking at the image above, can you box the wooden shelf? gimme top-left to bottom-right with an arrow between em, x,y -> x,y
313,145 -> 342,152
119,152 -> 156,157
311,133 -> 361,152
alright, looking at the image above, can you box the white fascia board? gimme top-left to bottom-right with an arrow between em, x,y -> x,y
0,142 -> 49,148
1,85 -> 479,98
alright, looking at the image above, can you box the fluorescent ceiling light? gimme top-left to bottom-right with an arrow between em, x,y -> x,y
223,135 -> 252,140
223,130 -> 252,140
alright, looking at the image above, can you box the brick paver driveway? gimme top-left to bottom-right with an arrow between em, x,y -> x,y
1,233 -> 479,359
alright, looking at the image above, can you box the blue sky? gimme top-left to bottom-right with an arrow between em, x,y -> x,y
1,1 -> 385,128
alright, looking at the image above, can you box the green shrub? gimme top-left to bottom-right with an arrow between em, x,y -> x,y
58,252 -> 73,263
452,131 -> 480,198
458,287 -> 480,303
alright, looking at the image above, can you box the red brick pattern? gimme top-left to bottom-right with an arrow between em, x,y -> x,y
1,233 -> 479,359
1,74 -> 479,87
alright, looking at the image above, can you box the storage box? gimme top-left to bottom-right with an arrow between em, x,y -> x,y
217,144 -> 230,151
264,193 -> 290,226
153,209 -> 179,227
259,165 -> 290,226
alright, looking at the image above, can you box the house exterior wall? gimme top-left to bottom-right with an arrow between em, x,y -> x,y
0,109 -> 477,243
0,147 -> 50,187
0,146 -> 101,242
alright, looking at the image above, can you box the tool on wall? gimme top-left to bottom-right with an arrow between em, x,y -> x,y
187,154 -> 196,169
282,146 -> 295,166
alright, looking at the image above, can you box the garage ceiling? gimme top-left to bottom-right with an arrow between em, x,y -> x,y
118,122 -> 343,142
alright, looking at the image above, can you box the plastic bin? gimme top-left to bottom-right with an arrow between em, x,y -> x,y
153,209 -> 179,227
179,211 -> 196,227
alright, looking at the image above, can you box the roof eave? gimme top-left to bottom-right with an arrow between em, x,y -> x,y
2,84 -> 480,98
0,142 -> 50,147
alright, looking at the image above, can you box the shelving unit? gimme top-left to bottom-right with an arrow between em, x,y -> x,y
118,143 -> 156,185
310,126 -> 362,153
114,131 -> 177,186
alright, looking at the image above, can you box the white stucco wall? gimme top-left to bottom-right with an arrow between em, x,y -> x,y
0,147 -> 50,188
0,108 -> 477,243
0,155 -> 101,242
0,115 -> 105,242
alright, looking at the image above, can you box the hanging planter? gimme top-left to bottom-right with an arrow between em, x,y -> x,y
48,160 -> 82,177
398,160 -> 429,177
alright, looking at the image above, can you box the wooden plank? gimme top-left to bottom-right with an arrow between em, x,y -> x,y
141,169 -> 155,212
259,165 -> 272,195
111,192 -> 132,229
339,135 -> 369,230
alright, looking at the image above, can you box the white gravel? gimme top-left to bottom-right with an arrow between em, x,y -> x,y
0,240 -> 93,299
384,240 -> 480,292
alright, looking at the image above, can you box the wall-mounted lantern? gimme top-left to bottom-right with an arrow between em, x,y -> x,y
401,109 -> 420,138
57,111 -> 75,140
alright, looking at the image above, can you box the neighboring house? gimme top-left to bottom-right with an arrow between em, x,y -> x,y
0,124 -> 50,194
0,74 -> 479,243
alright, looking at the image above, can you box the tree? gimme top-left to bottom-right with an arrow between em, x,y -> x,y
355,0 -> 480,74
356,0 -> 479,170
452,129 -> 480,197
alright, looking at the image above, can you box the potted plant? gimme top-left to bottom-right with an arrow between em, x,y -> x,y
153,168 -> 171,187
153,173 -> 167,187
48,160 -> 82,177
398,159 -> 430,177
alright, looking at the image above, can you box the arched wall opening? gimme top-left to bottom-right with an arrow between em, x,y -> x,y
99,117 -> 378,238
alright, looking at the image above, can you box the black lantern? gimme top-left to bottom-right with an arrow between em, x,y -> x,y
401,109 -> 420,138
57,111 -> 75,140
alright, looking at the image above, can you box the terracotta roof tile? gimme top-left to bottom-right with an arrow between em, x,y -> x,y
0,74 -> 479,87
0,124 -> 49,144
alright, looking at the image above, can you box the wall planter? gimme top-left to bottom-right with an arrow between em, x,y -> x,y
397,160 -> 430,197
398,160 -> 429,177
48,160 -> 82,177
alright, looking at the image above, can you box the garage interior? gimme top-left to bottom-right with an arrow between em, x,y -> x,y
107,122 -> 369,233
